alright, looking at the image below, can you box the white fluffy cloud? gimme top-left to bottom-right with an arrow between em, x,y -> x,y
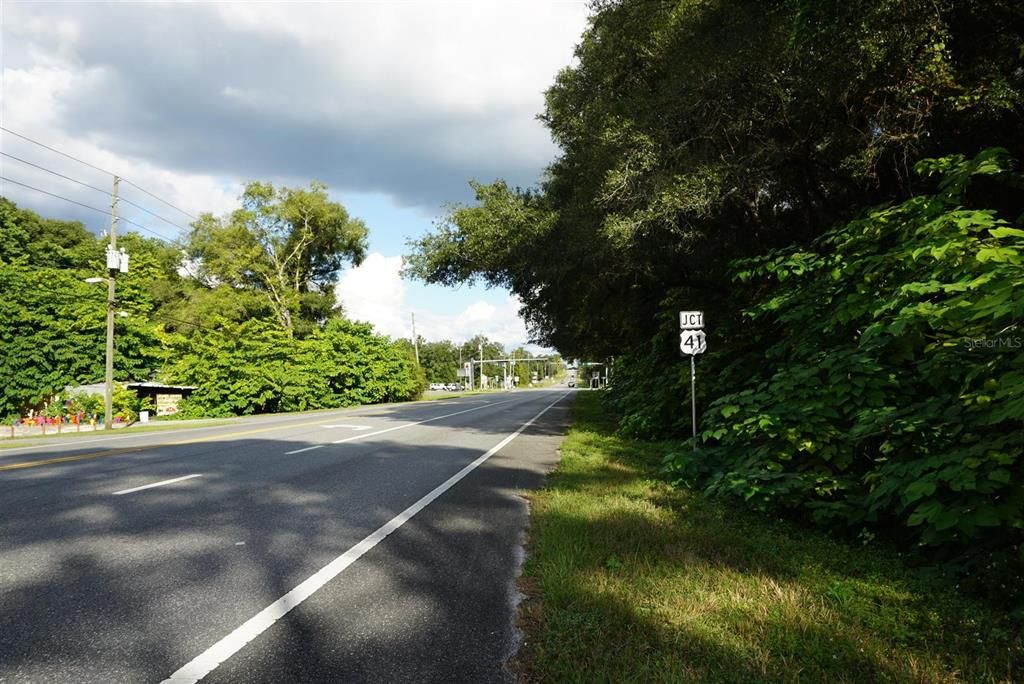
2,1 -> 589,212
1,61 -> 239,235
3,2 -> 586,347
334,253 -> 409,339
336,252 -> 539,350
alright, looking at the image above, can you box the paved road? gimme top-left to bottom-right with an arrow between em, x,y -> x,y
0,389 -> 574,683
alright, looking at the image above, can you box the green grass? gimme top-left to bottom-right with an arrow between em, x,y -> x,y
515,392 -> 1022,683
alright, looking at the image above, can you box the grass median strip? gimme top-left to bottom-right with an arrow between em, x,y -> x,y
515,391 -> 1021,683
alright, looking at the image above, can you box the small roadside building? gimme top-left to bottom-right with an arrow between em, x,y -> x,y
125,382 -> 196,417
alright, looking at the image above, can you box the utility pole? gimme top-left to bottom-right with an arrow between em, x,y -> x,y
411,312 -> 419,365
479,342 -> 484,390
460,345 -> 470,390
104,176 -> 120,430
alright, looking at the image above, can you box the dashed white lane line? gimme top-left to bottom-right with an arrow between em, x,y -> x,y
0,396 -> 494,455
112,473 -> 203,496
160,391 -> 570,684
283,445 -> 324,455
282,397 -> 520,456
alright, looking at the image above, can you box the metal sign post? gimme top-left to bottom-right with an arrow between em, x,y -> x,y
679,311 -> 706,452
690,355 -> 697,450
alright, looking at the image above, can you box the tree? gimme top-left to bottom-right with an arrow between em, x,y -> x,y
0,200 -> 166,416
656,149 -> 1024,568
418,340 -> 461,383
186,181 -> 368,335
406,0 -> 1024,358
0,195 -> 422,420
165,318 -> 425,415
0,196 -> 101,269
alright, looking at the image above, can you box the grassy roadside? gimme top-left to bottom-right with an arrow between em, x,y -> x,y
515,391 -> 1022,683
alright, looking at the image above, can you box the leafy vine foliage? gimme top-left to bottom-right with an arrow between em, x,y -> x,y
645,151 -> 1023,591
166,319 -> 424,417
405,0 -> 1024,590
0,181 -> 424,419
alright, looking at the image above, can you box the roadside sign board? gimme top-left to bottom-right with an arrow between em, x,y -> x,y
680,329 -> 707,355
679,310 -> 704,330
678,310 -> 707,450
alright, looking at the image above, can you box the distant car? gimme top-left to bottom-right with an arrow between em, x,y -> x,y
446,383 -> 461,391
429,383 -> 445,391
567,380 -> 576,388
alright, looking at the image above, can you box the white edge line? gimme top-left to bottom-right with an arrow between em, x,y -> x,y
113,473 -> 203,496
160,391 -> 570,684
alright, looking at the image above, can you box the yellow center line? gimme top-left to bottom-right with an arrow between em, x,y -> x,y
0,418 -> 357,472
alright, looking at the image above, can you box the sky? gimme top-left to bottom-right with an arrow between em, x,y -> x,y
0,1 -> 590,350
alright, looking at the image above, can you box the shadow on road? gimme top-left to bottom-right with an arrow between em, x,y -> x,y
0,392 -> 574,683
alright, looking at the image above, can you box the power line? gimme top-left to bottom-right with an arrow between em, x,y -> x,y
0,176 -> 173,243
1,151 -> 112,197
119,196 -> 191,234
1,151 -> 192,234
0,126 -> 198,221
121,179 -> 196,221
0,126 -> 117,177
1,176 -> 111,218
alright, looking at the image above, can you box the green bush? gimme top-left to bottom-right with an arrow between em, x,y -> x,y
112,384 -> 154,423
614,149 -> 1022,597
164,318 -> 425,417
66,391 -> 104,418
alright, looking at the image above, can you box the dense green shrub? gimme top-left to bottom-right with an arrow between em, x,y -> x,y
165,318 -> 424,416
615,149 -> 1022,592
66,391 -> 105,419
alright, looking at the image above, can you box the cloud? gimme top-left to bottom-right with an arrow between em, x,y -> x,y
336,252 -> 541,350
1,62 -> 240,238
335,253 -> 408,338
2,1 -> 588,213
2,2 -> 583,349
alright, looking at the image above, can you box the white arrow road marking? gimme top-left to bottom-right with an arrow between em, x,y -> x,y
161,392 -> 570,684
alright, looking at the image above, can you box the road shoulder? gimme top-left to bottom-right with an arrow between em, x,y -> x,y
512,391 -> 1021,682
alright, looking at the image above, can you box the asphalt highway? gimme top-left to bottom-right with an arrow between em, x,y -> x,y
0,389 -> 575,683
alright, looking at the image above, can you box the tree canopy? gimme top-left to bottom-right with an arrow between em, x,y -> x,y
0,181 -> 414,418
406,0 -> 1024,358
186,181 -> 368,335
404,0 -> 1024,593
